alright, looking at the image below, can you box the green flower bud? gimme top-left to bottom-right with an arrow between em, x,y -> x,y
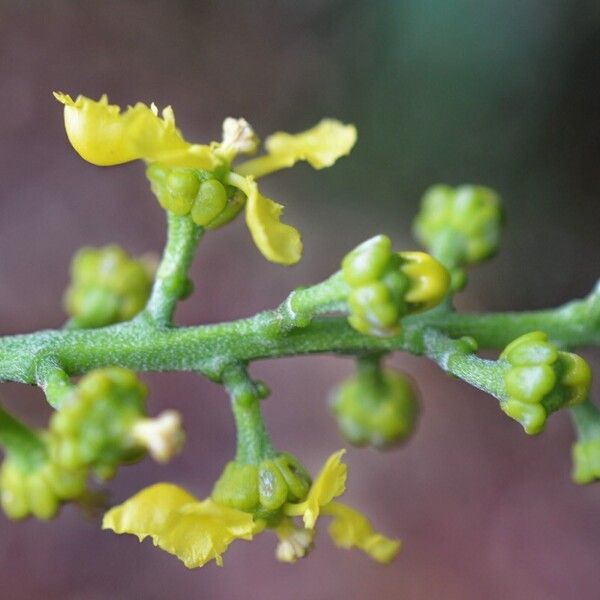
211,453 -> 311,519
49,368 -> 148,479
0,447 -> 87,520
413,184 -> 503,266
331,367 -> 419,449
65,245 -> 154,328
500,332 -> 591,434
191,179 -> 228,226
342,236 -> 450,337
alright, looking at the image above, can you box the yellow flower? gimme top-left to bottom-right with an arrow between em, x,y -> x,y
102,483 -> 255,568
102,450 -> 399,568
54,93 -> 356,265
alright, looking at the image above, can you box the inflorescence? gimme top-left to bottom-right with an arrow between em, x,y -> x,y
0,93 -> 597,569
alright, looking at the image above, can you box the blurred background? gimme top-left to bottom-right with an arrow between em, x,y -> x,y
1,1 -> 599,598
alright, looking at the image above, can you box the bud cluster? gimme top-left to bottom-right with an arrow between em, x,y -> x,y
413,184 -> 503,266
341,235 -> 450,337
65,245 -> 153,328
146,165 -> 243,229
49,368 -> 149,480
211,453 -> 312,518
331,363 -> 419,448
500,331 -> 591,434
0,445 -> 87,520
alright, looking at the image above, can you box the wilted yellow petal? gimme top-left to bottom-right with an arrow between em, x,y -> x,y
227,173 -> 302,265
237,119 -> 356,178
102,482 -> 196,541
154,499 -> 255,568
325,501 -> 401,564
285,449 -> 347,529
54,92 -> 219,169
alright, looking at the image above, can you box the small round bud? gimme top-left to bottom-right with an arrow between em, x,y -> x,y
413,184 -> 503,266
342,235 -> 393,286
331,368 -> 420,449
500,332 -> 592,434
65,245 -> 153,328
167,169 -> 200,199
211,453 -> 311,518
191,179 -> 228,226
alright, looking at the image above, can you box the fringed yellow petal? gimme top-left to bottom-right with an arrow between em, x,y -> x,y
154,499 -> 255,568
228,173 -> 302,265
237,119 -> 357,178
102,482 -> 197,541
285,449 -> 347,529
54,92 -> 219,170
325,501 -> 401,564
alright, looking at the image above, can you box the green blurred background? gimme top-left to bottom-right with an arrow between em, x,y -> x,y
0,1 -> 599,598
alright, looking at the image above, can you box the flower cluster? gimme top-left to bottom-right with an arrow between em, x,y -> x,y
64,245 -> 154,328
341,235 -> 450,337
413,184 -> 503,267
500,331 -> 591,434
54,93 -> 356,265
0,367 -> 184,521
103,450 -> 400,568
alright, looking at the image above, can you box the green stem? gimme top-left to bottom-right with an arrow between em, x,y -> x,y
276,273 -> 349,330
0,406 -> 46,469
424,284 -> 600,347
36,359 -> 74,409
570,400 -> 600,441
143,213 -> 203,327
423,328 -> 508,398
222,363 -> 274,464
356,353 -> 386,390
0,282 -> 598,391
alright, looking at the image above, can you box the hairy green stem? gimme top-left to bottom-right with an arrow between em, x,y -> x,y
143,213 -> 204,326
423,328 -> 508,398
0,283 -> 598,394
222,363 -> 274,463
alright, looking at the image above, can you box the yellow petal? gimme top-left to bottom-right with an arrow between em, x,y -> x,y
54,92 -> 219,169
399,251 -> 450,309
237,119 -> 357,178
102,483 -> 197,541
227,173 -> 302,265
325,501 -> 401,564
155,499 -> 255,568
285,449 -> 347,529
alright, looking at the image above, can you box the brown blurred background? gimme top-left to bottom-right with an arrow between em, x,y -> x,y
1,1 -> 600,598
